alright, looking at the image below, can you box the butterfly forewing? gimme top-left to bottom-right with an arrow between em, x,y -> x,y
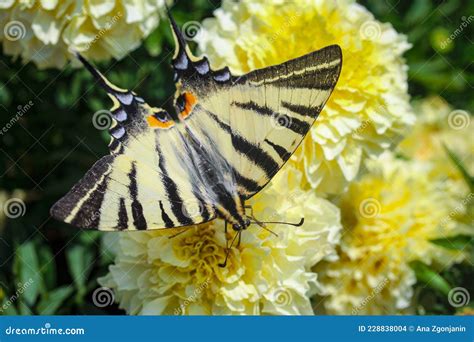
178,45 -> 342,199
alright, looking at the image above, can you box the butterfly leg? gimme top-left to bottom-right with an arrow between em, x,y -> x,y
244,205 -> 254,218
224,220 -> 229,249
219,226 -> 240,268
244,206 -> 281,237
245,205 -> 267,228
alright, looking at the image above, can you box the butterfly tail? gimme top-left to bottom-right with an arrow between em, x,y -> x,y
73,52 -> 130,99
167,9 -> 202,79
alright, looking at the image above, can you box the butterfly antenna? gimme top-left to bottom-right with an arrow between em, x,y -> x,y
269,218 -> 304,227
167,228 -> 189,239
218,231 -> 240,268
250,220 -> 279,237
253,218 -> 305,227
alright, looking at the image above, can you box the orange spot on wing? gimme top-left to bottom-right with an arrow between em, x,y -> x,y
179,92 -> 198,120
147,115 -> 174,129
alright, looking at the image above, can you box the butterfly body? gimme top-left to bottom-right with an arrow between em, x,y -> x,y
51,13 -> 342,236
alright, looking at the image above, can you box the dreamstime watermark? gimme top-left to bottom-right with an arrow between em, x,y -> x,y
265,11 -> 302,47
182,21 -> 203,41
5,323 -> 85,336
0,101 -> 34,136
271,111 -> 293,130
84,12 -> 123,50
359,198 -> 381,218
440,16 -> 474,50
3,20 -> 26,41
352,105 -> 390,137
447,287 -> 470,308
92,287 -> 115,308
352,277 -> 388,314
353,119 -> 372,136
82,211 -> 100,228
174,280 -> 209,315
440,192 -> 473,228
272,288 -> 293,307
0,278 -> 34,313
92,110 -> 113,130
181,199 -> 205,219
447,109 -> 470,130
2,198 -> 26,219
359,20 -> 381,41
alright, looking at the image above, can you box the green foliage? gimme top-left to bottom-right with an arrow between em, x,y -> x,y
0,236 -> 108,315
410,261 -> 452,296
443,144 -> 474,192
0,0 -> 472,315
363,0 -> 474,111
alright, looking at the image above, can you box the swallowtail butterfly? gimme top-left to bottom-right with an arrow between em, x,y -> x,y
51,13 -> 342,265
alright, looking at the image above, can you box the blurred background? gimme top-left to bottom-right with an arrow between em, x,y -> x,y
0,0 -> 472,315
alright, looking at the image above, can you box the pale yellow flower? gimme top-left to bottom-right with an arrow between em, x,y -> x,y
314,153 -> 470,315
196,0 -> 415,194
99,166 -> 342,315
0,0 -> 169,69
398,96 -> 473,209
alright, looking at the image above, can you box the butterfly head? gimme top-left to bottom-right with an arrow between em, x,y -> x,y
231,218 -> 251,232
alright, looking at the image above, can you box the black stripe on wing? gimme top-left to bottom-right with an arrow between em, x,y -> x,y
50,156 -> 113,229
264,139 -> 291,160
117,198 -> 128,230
70,175 -> 108,228
263,63 -> 341,89
155,144 -> 194,226
193,126 -> 261,197
281,101 -> 324,119
129,162 -> 147,230
232,101 -> 311,135
232,45 -> 342,90
203,107 -> 279,179
159,200 -> 175,228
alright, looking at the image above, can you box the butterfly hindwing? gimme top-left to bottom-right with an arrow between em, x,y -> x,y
51,154 -> 216,231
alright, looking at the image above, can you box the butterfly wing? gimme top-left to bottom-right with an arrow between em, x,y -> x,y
51,55 -> 217,231
170,18 -> 342,199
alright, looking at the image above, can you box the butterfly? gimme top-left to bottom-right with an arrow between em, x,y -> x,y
51,12 -> 342,266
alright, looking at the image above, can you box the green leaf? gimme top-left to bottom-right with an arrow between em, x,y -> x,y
37,245 -> 56,292
145,28 -> 163,57
431,235 -> 474,251
66,245 -> 95,295
405,0 -> 432,26
18,300 -> 33,316
37,286 -> 74,315
443,144 -> 474,193
410,261 -> 451,296
1,300 -> 19,315
15,242 -> 42,306
79,231 -> 101,246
